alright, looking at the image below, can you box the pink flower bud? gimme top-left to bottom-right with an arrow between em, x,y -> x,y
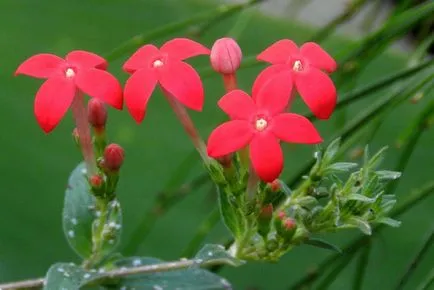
87,98 -> 107,128
210,37 -> 242,75
259,203 -> 273,219
103,144 -> 125,172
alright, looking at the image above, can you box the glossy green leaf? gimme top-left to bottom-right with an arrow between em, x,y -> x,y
62,163 -> 96,258
195,244 -> 244,267
217,185 -> 244,239
114,257 -> 233,290
44,263 -> 103,290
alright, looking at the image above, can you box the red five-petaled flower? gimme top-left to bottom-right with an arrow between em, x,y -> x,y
15,51 -> 122,133
255,40 -> 337,119
207,71 -> 322,182
122,38 -> 210,123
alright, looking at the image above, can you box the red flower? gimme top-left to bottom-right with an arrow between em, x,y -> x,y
207,71 -> 322,182
255,40 -> 337,119
15,50 -> 122,133
122,38 -> 210,123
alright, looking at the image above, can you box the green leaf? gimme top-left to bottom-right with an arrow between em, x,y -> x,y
377,217 -> 401,228
323,138 -> 341,164
44,263 -> 103,290
367,147 -> 388,169
297,196 -> 318,208
347,193 -> 376,203
63,163 -> 96,258
376,170 -> 402,181
216,185 -> 245,239
114,257 -> 233,290
99,199 -> 123,257
305,238 -> 342,253
349,217 -> 372,235
328,162 -> 359,173
194,244 -> 244,267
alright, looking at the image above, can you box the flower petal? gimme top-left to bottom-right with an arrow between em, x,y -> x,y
34,77 -> 76,133
66,50 -> 108,70
257,39 -> 299,64
207,120 -> 253,157
295,68 -> 337,119
252,64 -> 291,100
250,133 -> 283,182
160,38 -> 210,61
271,113 -> 322,144
159,60 -> 204,111
218,90 -> 255,120
15,54 -> 64,79
123,45 -> 160,73
123,68 -> 158,123
300,42 -> 337,73
255,71 -> 294,116
75,68 -> 123,110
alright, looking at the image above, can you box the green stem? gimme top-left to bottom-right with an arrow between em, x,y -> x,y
104,0 -> 263,61
84,197 -> 109,269
124,174 -> 209,254
353,238 -> 372,290
182,206 -> 221,257
311,0 -> 369,43
394,224 -> 434,290
316,249 -> 359,290
387,93 -> 434,195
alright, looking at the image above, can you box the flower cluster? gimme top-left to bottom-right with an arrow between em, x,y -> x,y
16,37 -> 337,182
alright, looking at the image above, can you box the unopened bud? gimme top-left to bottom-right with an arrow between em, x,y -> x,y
275,213 -> 297,242
268,179 -> 281,192
103,144 -> 125,172
88,98 -> 107,129
210,37 -> 242,75
89,174 -> 104,189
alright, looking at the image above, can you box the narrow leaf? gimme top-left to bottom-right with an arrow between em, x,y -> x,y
347,193 -> 376,203
349,217 -> 372,235
328,162 -> 359,172
305,238 -> 342,253
377,217 -> 401,228
376,170 -> 402,181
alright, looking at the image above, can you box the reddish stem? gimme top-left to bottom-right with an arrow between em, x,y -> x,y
223,74 -> 238,92
162,90 -> 209,164
71,92 -> 97,177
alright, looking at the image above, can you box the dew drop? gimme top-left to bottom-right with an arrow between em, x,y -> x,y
71,218 -> 78,225
68,230 -> 75,238
57,267 -> 65,273
83,273 -> 91,279
207,251 -> 213,257
132,259 -> 142,266
153,286 -> 163,290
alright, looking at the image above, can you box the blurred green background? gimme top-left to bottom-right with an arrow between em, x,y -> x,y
0,0 -> 433,289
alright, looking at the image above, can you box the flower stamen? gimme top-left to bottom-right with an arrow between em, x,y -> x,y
255,118 -> 268,131
292,60 -> 303,72
153,59 -> 164,68
65,68 -> 76,78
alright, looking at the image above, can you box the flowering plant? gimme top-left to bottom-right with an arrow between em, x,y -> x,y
3,1 -> 434,288
3,33 -> 404,290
